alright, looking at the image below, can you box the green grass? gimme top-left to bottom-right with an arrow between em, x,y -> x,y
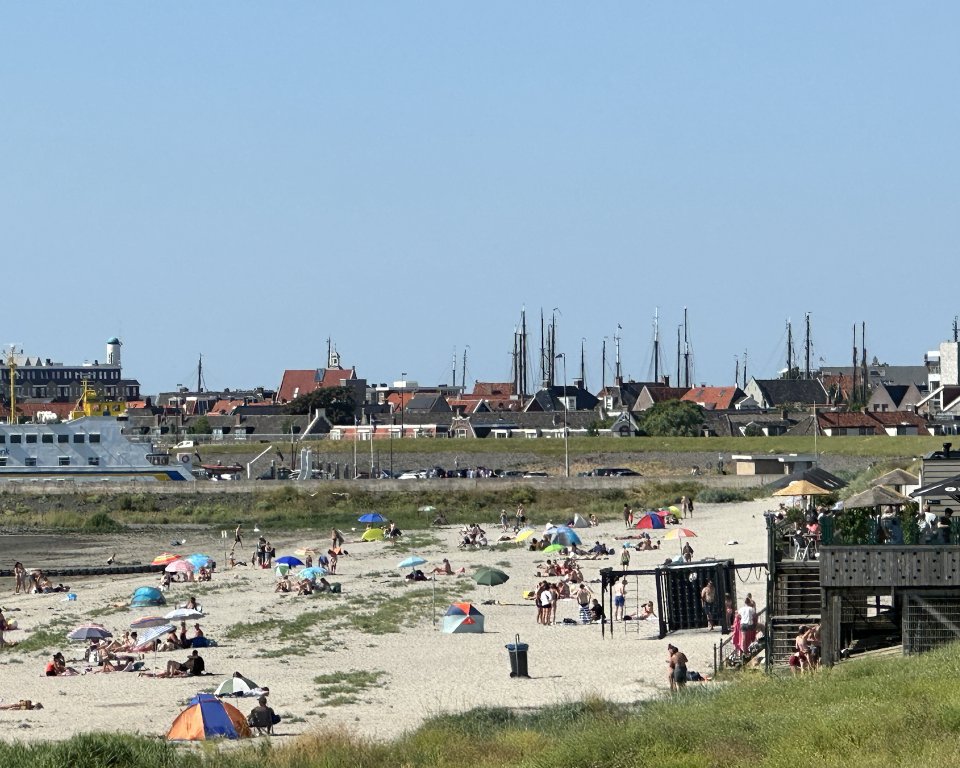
10,642 -> 960,766
313,669 -> 386,707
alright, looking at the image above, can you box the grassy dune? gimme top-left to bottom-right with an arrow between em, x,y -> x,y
5,642 -> 960,767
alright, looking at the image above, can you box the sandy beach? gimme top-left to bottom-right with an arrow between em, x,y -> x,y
0,497 -> 774,743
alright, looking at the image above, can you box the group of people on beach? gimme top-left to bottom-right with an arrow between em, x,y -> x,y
12,563 -> 69,595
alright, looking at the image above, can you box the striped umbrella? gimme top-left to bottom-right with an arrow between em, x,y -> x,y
152,553 -> 182,566
165,559 -> 196,574
299,567 -> 328,581
130,615 -> 171,630
132,624 -> 175,650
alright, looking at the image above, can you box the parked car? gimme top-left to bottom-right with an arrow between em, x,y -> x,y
397,469 -> 428,480
522,471 -> 549,478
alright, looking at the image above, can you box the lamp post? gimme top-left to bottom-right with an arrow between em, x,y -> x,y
556,352 -> 569,478
390,415 -> 395,477
370,417 -> 376,478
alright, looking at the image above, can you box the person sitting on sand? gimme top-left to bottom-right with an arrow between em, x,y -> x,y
639,601 -> 656,620
0,700 -> 43,710
45,652 -> 78,677
197,566 -> 212,582
0,607 -> 16,647
316,577 -> 332,593
142,649 -> 205,678
432,511 -> 448,526
297,579 -> 314,596
431,558 -> 455,576
589,514 -> 599,527
158,630 -> 180,652
275,576 -> 292,593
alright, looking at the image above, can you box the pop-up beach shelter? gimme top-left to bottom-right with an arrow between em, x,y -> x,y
442,602 -> 484,634
571,514 -> 591,529
166,694 -> 251,741
130,586 -> 166,607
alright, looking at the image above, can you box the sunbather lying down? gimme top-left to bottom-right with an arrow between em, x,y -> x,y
0,700 -> 43,710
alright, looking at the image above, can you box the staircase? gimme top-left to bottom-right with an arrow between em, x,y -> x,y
769,561 -> 821,666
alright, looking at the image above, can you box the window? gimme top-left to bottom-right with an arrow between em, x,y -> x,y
0,435 -> 5,444
59,456 -> 70,466
89,433 -> 100,443
26,434 -> 38,444
42,434 -> 54,444
57,434 -> 69,444
25,457 -> 37,466
88,457 -> 100,466
0,457 -> 5,466
73,434 -> 85,444
10,434 -> 21,444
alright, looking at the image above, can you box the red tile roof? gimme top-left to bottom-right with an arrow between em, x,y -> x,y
681,386 -> 744,411
471,382 -> 516,397
278,367 -> 356,403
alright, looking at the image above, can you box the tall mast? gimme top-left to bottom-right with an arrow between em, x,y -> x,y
539,310 -> 546,387
451,348 -> 457,388
197,354 -> 203,394
804,312 -> 812,380
954,315 -> 959,343
614,325 -> 622,384
601,338 -> 607,393
520,308 -> 528,398
653,308 -> 661,383
734,355 -> 739,386
7,345 -> 17,426
550,310 -> 557,387
461,347 -> 468,393
676,325 -> 681,387
580,338 -> 586,389
742,350 -> 748,389
786,319 -> 793,378
851,324 -> 858,403
683,307 -> 690,388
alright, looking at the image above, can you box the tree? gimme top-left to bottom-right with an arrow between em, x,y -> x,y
638,400 -> 704,437
188,416 -> 212,435
283,386 -> 356,425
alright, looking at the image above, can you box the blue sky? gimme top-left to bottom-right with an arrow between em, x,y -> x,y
3,4 -> 959,394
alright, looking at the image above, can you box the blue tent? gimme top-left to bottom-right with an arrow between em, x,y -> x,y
130,586 -> 166,607
166,693 -> 251,740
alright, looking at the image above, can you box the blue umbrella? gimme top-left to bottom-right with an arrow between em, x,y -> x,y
299,567 -> 328,580
186,553 -> 214,568
358,512 -> 387,524
398,555 -> 427,569
67,624 -> 112,642
275,555 -> 303,567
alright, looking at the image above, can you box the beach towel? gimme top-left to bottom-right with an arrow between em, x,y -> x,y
579,605 -> 591,624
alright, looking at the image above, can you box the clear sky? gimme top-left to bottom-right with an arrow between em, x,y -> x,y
3,4 -> 959,394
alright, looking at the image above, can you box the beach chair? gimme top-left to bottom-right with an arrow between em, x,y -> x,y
792,533 -> 814,562
247,709 -> 274,735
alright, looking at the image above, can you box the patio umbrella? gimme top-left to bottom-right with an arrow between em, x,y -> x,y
165,608 -> 205,621
773,480 -> 831,497
636,513 -> 665,530
844,485 -> 912,509
472,567 -> 509,587
358,512 -> 387,524
514,528 -> 536,542
398,555 -> 427,570
130,615 -> 172,630
67,624 -> 112,642
299,567 -> 328,580
910,474 -> 960,504
543,543 -> 564,553
165,559 -> 196,574
275,556 -> 303,567
215,674 -> 261,697
132,624 -> 175,650
152,553 -> 182,566
185,554 -> 215,569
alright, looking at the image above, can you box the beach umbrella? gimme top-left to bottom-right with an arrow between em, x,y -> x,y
773,480 -> 831,497
274,564 -> 291,577
663,528 -> 697,540
186,554 -> 215,569
636,513 -> 666,530
668,505 -> 681,515
543,543 -> 564,553
67,624 -> 112,642
361,528 -> 384,542
472,568 -> 509,586
131,615 -> 172,630
165,608 -> 205,621
152,553 -> 182,566
299,567 -> 328,580
358,512 -> 387,524
165,559 -> 196,574
514,528 -> 536,542
275,556 -> 303,567
132,623 -> 175,650
215,674 -> 260,697
398,555 -> 427,569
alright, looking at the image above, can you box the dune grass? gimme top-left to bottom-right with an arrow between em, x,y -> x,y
7,642 -> 960,766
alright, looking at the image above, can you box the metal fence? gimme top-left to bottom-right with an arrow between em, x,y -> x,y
903,593 -> 960,655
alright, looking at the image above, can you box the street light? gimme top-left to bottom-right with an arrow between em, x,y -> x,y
556,352 -> 569,478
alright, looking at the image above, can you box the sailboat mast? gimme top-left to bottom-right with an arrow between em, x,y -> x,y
683,307 -> 690,388
461,347 -> 468,393
804,312 -> 812,380
601,339 -> 607,393
614,326 -> 622,384
742,350 -> 748,389
786,320 -> 793,378
580,338 -> 586,389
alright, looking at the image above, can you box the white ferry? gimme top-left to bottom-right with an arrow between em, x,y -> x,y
0,416 -> 195,482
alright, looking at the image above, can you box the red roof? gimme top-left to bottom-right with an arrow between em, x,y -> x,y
277,367 -> 356,403
208,399 -> 245,415
681,386 -> 744,411
471,382 -> 516,397
817,412 -> 881,430
868,411 -> 928,430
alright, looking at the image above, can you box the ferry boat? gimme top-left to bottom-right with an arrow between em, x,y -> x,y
0,383 -> 194,482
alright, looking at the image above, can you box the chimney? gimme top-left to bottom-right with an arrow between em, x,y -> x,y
662,375 -> 670,386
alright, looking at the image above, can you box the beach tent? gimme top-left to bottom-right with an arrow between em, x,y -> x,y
166,694 -> 251,741
571,514 -> 591,529
635,513 -> 666,530
361,528 -> 385,542
130,586 -> 166,607
442,602 -> 484,634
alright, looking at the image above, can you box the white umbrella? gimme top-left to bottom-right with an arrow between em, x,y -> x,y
132,624 -> 175,651
164,608 -> 204,621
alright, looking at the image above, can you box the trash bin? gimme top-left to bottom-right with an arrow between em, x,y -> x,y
505,634 -> 530,678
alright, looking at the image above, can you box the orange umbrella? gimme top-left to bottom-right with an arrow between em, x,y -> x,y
152,553 -> 182,566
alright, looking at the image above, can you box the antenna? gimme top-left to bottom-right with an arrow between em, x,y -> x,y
6,344 -> 21,425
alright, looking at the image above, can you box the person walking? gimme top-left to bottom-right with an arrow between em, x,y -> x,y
231,525 -> 243,554
622,503 -> 632,528
620,545 -> 631,570
700,579 -> 716,630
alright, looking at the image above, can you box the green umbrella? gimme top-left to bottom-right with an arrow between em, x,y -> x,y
472,567 -> 509,587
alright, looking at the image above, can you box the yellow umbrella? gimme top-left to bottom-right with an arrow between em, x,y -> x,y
151,553 -> 182,566
773,479 -> 831,497
515,528 -> 535,542
663,528 -> 697,540
361,528 -> 384,542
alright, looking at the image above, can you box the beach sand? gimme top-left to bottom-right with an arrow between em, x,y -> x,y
0,497 -> 774,743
